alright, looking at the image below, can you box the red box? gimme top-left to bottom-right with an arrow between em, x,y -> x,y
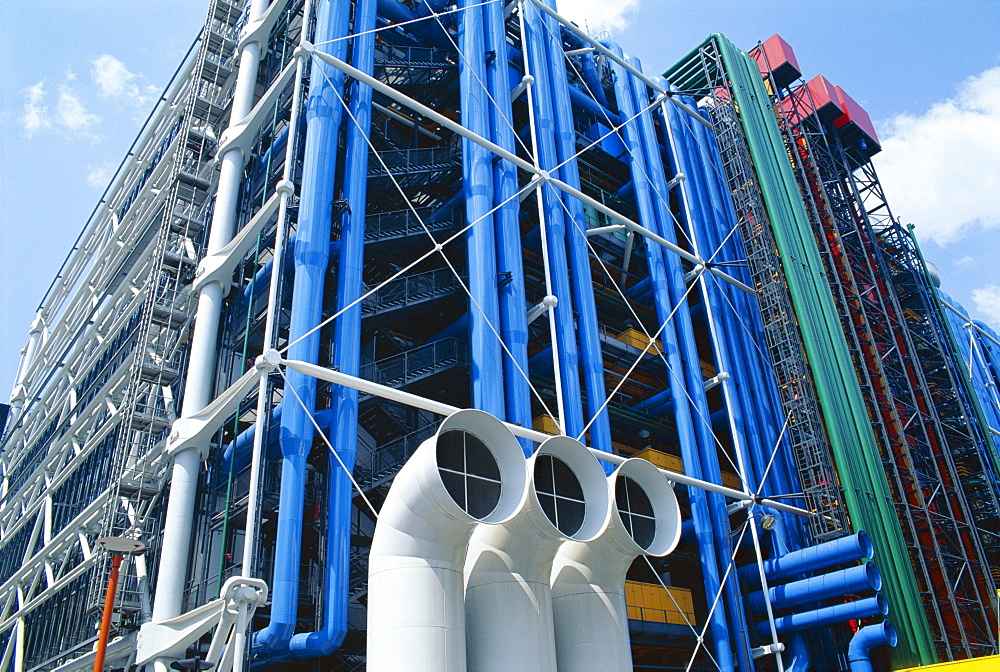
750,34 -> 801,89
833,86 -> 879,147
803,75 -> 844,124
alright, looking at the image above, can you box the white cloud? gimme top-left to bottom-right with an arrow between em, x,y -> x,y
875,67 -> 1000,246
972,285 -> 1000,325
955,255 -> 974,266
91,54 -> 136,99
56,85 -> 101,138
552,0 -> 641,35
91,54 -> 158,109
19,82 -> 52,136
17,79 -> 101,138
86,164 -> 113,188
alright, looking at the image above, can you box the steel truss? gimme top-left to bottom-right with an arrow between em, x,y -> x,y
676,37 -> 848,542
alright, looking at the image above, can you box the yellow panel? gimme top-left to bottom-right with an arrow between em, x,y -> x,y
627,606 -> 641,621
533,415 -> 559,435
643,608 -> 667,623
899,656 -> 1000,671
634,448 -> 684,473
721,472 -> 741,489
617,328 -> 662,356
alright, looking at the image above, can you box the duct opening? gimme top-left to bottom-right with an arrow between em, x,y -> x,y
436,429 -> 502,520
534,453 -> 587,536
615,475 -> 656,549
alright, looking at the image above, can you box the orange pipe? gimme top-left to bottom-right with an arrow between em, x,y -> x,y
93,554 -> 123,672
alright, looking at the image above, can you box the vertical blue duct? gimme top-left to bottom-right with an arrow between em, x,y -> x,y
623,57 -> 751,671
688,108 -> 803,510
253,0 -> 349,654
459,0 -> 505,419
674,103 -> 813,669
288,0 -> 377,657
603,43 -> 734,672
482,0 -> 532,446
539,0 -> 613,455
521,3 -> 585,437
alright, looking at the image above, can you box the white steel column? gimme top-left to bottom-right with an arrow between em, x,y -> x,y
151,0 -> 271,624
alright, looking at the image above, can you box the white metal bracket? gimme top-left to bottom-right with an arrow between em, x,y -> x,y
165,368 -> 262,459
135,576 -> 268,668
193,190 -> 284,295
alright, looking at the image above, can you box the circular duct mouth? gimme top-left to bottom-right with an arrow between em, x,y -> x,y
433,409 -> 526,523
863,561 -> 883,592
612,458 -> 682,556
856,530 -> 874,561
881,621 -> 898,648
533,436 -> 610,542
437,429 -> 502,520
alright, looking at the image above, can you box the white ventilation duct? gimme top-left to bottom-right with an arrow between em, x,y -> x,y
464,436 -> 611,671
366,409 -> 528,672
550,457 -> 683,671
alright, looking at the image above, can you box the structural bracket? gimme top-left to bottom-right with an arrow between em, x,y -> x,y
165,368 -> 262,458
193,191 -> 283,295
135,576 -> 268,667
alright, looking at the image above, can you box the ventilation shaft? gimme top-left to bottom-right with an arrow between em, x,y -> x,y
366,410 -> 528,671
464,436 -> 611,671
367,413 -> 684,671
550,456 -> 683,671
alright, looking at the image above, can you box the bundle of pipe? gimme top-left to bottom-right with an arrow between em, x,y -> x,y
252,0 -> 356,655
742,531 -> 888,644
603,40 -> 740,671
464,436 -> 610,670
550,456 -> 682,671
367,410 -> 528,671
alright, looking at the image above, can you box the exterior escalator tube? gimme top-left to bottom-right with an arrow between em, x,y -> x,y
604,41 -> 734,672
459,0 -> 505,419
522,0 -> 585,438
252,0 -> 349,654
484,0 -> 532,449
288,0 -> 377,657
540,0 -> 612,456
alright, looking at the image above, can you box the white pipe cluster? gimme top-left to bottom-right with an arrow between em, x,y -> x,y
366,410 -> 683,672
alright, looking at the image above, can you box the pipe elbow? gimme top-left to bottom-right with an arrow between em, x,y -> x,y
848,621 -> 897,672
252,621 -> 296,654
288,625 -> 348,658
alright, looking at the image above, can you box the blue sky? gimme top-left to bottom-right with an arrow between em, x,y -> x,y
2,0 -> 999,396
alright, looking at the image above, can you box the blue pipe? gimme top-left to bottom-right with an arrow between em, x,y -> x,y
219,404 -> 283,479
603,42 -> 734,672
687,106 -> 803,512
252,0 -> 349,654
540,0 -> 613,455
287,0 -> 377,656
521,1 -> 585,437
740,531 -> 874,585
849,621 -> 898,672
748,562 -> 882,613
483,0 -> 532,450
240,239 -> 341,307
756,593 -> 888,636
459,0 -> 505,419
374,0 -> 450,47
579,50 -> 609,108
